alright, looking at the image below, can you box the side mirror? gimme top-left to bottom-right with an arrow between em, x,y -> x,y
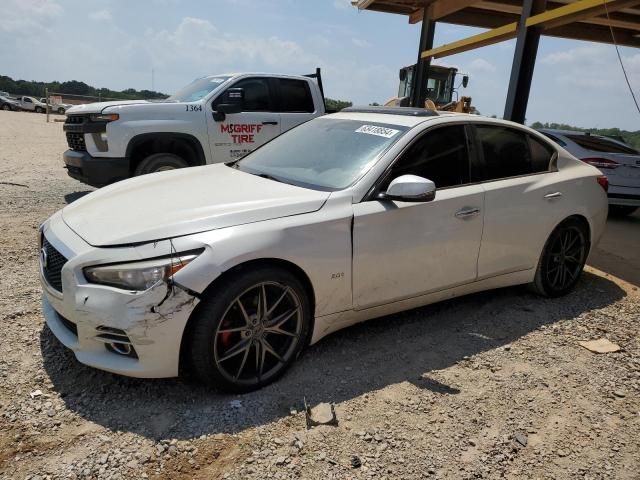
462,75 -> 469,88
379,175 -> 436,202
213,88 -> 244,122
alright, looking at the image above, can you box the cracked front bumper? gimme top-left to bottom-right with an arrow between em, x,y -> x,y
39,213 -> 200,378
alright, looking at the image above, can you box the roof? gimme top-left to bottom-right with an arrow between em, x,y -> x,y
353,0 -> 640,49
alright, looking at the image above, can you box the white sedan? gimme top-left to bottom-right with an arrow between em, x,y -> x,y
40,107 -> 608,392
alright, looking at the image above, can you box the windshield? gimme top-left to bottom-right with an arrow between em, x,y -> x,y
235,118 -> 409,191
166,76 -> 231,102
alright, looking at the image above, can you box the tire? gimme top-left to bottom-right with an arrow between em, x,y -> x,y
57,107 -> 65,114
188,266 -> 312,392
609,205 -> 637,217
134,153 -> 189,176
35,107 -> 44,113
1,104 -> 10,111
531,218 -> 590,297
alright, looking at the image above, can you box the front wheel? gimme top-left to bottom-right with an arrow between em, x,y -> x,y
57,107 -> 65,114
134,153 -> 189,176
35,106 -> 44,113
1,104 -> 10,111
188,267 -> 312,392
532,218 -> 589,297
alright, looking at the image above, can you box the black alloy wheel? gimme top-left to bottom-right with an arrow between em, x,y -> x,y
188,267 -> 311,392
533,218 -> 589,297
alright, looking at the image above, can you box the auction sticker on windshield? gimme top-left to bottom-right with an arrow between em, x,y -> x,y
355,125 -> 400,138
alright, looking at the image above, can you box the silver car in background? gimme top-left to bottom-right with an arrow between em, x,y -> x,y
540,129 -> 640,216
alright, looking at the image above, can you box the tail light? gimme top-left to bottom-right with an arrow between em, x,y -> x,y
582,157 -> 619,169
597,175 -> 609,192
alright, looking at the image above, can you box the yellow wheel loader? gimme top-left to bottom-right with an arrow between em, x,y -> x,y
385,64 -> 478,114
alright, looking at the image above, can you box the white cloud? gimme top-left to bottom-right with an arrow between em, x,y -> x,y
352,38 -> 370,48
89,9 -> 113,22
0,0 -> 62,33
468,58 -> 496,73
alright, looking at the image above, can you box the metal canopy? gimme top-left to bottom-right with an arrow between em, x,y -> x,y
354,0 -> 640,50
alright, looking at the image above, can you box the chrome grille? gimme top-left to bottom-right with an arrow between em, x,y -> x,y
41,236 -> 67,292
65,115 -> 85,125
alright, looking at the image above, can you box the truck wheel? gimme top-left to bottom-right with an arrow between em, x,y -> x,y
57,107 -> 65,114
35,107 -> 44,113
134,153 -> 189,176
1,104 -> 10,111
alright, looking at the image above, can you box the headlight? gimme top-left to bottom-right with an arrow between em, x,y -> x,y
84,252 -> 200,291
90,113 -> 119,122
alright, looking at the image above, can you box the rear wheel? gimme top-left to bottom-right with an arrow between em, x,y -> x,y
609,205 -> 638,217
35,106 -> 44,113
532,218 -> 589,297
188,267 -> 311,392
1,104 -> 10,111
134,153 -> 189,176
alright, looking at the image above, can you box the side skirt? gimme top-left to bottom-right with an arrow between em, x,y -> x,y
309,268 -> 534,345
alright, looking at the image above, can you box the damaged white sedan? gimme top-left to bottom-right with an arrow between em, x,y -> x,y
40,107 -> 608,392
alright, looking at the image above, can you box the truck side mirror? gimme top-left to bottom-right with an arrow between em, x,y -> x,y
213,88 -> 244,121
462,75 -> 469,88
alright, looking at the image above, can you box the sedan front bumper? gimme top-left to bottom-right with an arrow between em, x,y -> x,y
40,216 -> 200,378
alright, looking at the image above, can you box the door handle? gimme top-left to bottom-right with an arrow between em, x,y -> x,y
262,121 -> 278,125
455,207 -> 481,219
544,192 -> 563,200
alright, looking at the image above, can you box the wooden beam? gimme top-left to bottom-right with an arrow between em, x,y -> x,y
410,0 -> 483,23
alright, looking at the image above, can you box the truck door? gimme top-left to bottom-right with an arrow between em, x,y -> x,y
22,97 -> 34,111
207,77 -> 281,164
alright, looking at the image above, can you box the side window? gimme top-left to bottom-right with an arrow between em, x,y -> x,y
529,136 -> 555,172
278,79 -> 314,113
233,78 -> 272,112
475,126 -> 531,180
24,97 -> 32,103
382,125 -> 469,190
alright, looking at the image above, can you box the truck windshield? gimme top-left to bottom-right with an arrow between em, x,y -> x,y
235,118 -> 409,191
166,76 -> 231,103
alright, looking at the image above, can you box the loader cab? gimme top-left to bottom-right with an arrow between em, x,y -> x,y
397,65 -> 468,106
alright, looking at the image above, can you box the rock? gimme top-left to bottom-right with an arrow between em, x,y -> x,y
275,456 -> 287,466
229,400 -> 243,409
578,339 -> 621,354
514,432 -> 528,447
306,402 -> 337,427
351,455 -> 362,468
613,390 -> 626,398
30,390 -> 43,399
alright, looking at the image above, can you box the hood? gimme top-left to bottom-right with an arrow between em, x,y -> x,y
62,164 -> 330,246
66,100 -> 150,115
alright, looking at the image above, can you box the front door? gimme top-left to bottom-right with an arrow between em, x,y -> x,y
207,77 -> 281,164
353,124 -> 484,308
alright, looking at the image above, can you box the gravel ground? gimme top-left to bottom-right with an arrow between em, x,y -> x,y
1,110 -> 639,480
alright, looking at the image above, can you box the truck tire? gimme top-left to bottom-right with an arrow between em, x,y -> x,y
1,104 -> 10,111
35,107 -> 44,113
57,107 -> 65,114
134,153 -> 189,176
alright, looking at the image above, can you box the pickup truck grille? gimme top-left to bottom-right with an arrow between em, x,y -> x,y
66,132 -> 86,151
41,236 -> 68,293
65,115 -> 86,125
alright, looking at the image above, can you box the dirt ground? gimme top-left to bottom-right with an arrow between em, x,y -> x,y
0,110 -> 638,480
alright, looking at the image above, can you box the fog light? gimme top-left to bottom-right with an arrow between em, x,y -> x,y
100,133 -> 108,142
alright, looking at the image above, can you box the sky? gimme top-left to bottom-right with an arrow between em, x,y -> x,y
2,0 -> 639,130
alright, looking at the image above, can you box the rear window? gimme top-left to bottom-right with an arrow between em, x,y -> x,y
566,135 -> 638,155
278,79 -> 314,113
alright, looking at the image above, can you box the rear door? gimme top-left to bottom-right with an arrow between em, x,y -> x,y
275,78 -> 318,133
353,124 -> 485,308
472,124 -> 562,277
207,77 -> 281,163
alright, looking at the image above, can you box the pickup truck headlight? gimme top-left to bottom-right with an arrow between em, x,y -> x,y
84,253 -> 200,291
90,113 -> 119,122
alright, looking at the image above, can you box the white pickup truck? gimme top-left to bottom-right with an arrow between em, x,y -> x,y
63,70 -> 328,187
17,96 -> 48,113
